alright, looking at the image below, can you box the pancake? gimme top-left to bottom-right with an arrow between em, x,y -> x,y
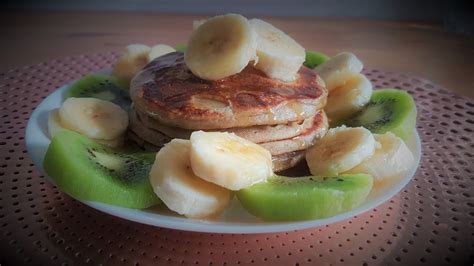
129,108 -> 172,148
133,106 -> 321,144
129,107 -> 327,156
130,52 -> 327,130
127,130 -> 164,151
259,111 -> 328,155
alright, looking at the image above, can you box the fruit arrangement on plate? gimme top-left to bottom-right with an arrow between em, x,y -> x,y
40,14 -> 418,222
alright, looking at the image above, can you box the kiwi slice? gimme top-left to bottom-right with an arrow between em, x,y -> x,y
43,130 -> 161,209
175,44 -> 187,52
66,74 -> 131,110
340,88 -> 417,140
236,174 -> 373,221
304,51 -> 330,69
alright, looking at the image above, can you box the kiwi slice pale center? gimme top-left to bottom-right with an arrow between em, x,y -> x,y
356,99 -> 394,130
85,145 -> 152,185
91,150 -> 123,171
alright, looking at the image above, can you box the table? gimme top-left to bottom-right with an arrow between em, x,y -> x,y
0,11 -> 473,265
1,11 -> 473,98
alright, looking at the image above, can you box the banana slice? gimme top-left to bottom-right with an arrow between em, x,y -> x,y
325,73 -> 373,122
345,132 -> 414,182
250,18 -> 305,82
59,98 -> 128,141
185,14 -> 257,80
147,44 -> 175,62
190,131 -> 273,190
48,108 -> 125,148
306,126 -> 376,176
316,52 -> 363,92
112,44 -> 151,85
149,139 -> 232,218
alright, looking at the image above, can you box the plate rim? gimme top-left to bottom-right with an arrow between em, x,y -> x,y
25,75 -> 421,234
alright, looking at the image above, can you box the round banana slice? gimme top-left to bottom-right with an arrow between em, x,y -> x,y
147,44 -> 175,62
345,132 -> 414,182
184,14 -> 257,80
59,97 -> 128,140
149,139 -> 232,218
190,131 -> 273,191
325,73 -> 373,122
316,52 -> 363,92
306,126 -> 376,176
112,44 -> 151,85
250,18 -> 305,82
49,108 -> 125,148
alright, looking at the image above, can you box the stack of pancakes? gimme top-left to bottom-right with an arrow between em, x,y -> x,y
128,52 -> 328,171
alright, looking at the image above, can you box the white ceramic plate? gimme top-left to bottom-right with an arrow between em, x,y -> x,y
26,78 -> 421,234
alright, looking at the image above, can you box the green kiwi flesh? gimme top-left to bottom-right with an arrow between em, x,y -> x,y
236,174 -> 373,221
66,74 -> 131,110
304,51 -> 330,69
340,88 -> 417,140
175,44 -> 187,52
43,130 -> 161,209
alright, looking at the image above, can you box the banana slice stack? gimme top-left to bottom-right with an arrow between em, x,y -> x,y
149,131 -> 273,218
185,14 -> 305,82
316,52 -> 373,123
112,44 -> 176,86
306,126 -> 414,183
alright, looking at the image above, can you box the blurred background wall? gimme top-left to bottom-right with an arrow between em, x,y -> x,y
3,0 -> 473,34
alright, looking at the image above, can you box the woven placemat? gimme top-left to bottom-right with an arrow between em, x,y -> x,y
0,52 -> 472,265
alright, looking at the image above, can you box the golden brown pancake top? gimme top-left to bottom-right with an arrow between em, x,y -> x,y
130,52 -> 327,129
